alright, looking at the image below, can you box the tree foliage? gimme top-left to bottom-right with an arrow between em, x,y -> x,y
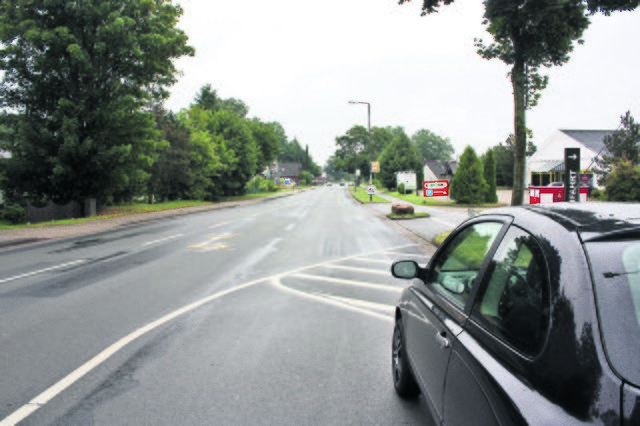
378,130 -> 423,190
400,0 -> 590,206
594,111 -> 640,185
412,129 -> 455,161
483,149 -> 498,203
492,133 -> 537,187
0,0 -> 194,204
450,146 -> 487,204
605,160 -> 640,201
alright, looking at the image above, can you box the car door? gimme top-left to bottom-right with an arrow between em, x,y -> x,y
441,226 -> 553,425
404,220 -> 507,422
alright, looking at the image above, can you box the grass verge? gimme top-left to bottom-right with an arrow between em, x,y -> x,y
349,188 -> 391,204
433,230 -> 452,246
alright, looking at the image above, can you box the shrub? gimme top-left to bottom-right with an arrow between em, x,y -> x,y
605,160 -> 640,201
2,204 -> 27,224
450,146 -> 488,204
397,183 -> 405,194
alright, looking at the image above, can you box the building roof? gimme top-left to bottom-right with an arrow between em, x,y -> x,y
423,160 -> 447,177
560,130 -> 612,155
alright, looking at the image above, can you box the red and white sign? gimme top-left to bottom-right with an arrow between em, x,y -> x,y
423,180 -> 449,197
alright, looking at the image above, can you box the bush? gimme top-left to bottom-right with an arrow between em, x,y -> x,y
450,146 -> 488,204
2,204 -> 27,224
605,160 -> 640,201
589,188 -> 606,201
264,179 -> 278,192
397,183 -> 405,194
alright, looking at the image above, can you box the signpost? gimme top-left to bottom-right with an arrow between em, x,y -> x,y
423,180 -> 449,197
371,161 -> 380,173
564,148 -> 580,202
396,171 -> 417,194
367,184 -> 376,202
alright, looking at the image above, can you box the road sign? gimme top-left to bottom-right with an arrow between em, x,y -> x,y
367,184 -> 376,195
396,171 -> 417,190
423,180 -> 449,197
564,148 -> 580,202
371,161 -> 380,173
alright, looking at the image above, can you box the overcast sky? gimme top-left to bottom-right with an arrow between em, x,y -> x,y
165,0 -> 640,168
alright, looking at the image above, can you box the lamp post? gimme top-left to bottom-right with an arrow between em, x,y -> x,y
348,100 -> 372,185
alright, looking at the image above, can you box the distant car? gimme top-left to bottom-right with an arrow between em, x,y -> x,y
339,182 -> 345,187
391,203 -> 640,425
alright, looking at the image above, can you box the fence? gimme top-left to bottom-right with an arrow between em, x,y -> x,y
27,201 -> 84,224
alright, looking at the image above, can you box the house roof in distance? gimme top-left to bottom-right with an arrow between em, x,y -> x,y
560,130 -> 613,154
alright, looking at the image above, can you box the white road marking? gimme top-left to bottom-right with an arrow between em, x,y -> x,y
349,257 -> 391,265
319,293 -> 395,314
271,277 -> 393,322
140,234 -> 184,248
430,217 -> 457,227
0,260 -> 87,285
290,273 -> 402,292
322,264 -> 388,276
384,252 -> 426,260
0,278 -> 265,426
0,242 -> 416,426
285,223 -> 296,232
208,221 -> 233,229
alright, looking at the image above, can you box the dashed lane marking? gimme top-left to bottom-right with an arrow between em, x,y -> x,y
0,260 -> 87,285
141,234 -> 184,248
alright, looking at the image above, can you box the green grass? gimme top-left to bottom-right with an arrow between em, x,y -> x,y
388,191 -> 456,206
433,230 -> 452,246
386,212 -> 430,220
220,191 -> 284,201
349,188 -> 390,204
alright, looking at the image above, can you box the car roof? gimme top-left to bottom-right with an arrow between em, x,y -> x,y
483,203 -> 640,241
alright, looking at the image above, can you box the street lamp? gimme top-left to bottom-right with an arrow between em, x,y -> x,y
348,100 -> 372,185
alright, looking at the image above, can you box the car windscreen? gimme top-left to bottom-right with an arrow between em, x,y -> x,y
585,240 -> 640,386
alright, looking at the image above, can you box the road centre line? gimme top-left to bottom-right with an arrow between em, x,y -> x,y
0,242 -> 416,426
0,260 -> 87,285
290,273 -> 402,293
321,264 -> 388,276
141,234 -> 184,248
208,221 -> 233,229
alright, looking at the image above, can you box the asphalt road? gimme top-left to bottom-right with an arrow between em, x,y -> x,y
0,187 -> 438,425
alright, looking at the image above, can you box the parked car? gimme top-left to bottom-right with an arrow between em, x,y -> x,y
391,203 -> 640,425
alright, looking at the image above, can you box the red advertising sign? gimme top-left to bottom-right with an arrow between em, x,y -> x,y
423,180 -> 449,197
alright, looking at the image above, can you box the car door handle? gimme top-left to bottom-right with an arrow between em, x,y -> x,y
436,331 -> 451,349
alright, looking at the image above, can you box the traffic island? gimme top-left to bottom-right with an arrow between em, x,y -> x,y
386,212 -> 430,220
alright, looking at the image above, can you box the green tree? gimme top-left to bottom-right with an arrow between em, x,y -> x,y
299,171 -> 313,185
378,131 -> 423,190
178,107 -> 228,200
247,119 -> 280,171
194,85 -> 249,118
412,129 -> 455,161
594,111 -> 640,185
0,0 -> 194,204
605,160 -> 640,201
483,149 -> 498,203
450,146 -> 487,204
492,133 -> 537,187
208,110 -> 258,196
148,110 -> 193,202
400,0 -> 589,206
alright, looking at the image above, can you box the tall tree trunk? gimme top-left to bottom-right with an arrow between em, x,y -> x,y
510,55 -> 527,206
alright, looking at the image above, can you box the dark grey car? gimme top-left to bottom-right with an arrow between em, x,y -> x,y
391,203 -> 640,425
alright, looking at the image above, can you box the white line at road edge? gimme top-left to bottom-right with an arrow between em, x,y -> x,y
0,243 -> 416,426
0,260 -> 86,285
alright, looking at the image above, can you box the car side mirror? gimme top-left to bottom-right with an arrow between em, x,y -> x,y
391,260 -> 420,279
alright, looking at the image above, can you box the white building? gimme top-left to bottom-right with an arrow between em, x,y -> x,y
527,130 -> 612,188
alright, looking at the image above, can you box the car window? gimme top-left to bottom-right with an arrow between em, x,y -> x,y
430,222 -> 503,309
472,227 -> 550,356
585,240 -> 640,387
